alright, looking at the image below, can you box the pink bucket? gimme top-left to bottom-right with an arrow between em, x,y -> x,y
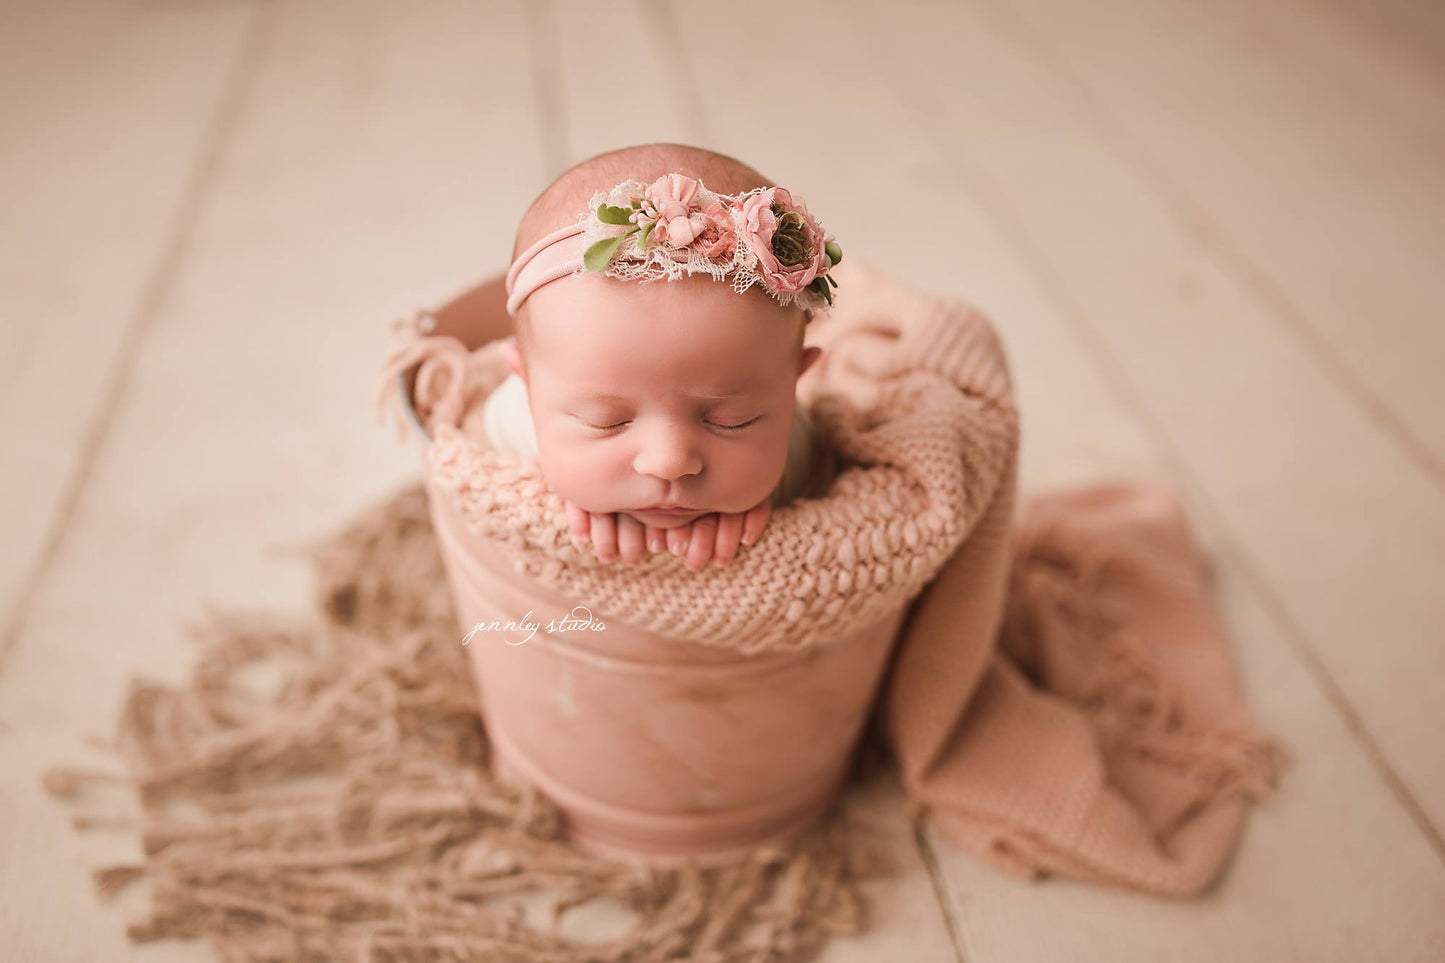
395,275 -> 907,867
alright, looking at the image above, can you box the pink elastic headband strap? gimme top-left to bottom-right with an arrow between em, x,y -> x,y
505,222 -> 587,316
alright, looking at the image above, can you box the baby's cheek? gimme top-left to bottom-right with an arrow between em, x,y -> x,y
538,441 -> 614,511
718,442 -> 789,510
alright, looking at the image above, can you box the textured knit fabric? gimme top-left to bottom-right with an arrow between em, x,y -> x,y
378,256 -> 1288,896
400,262 -> 1016,654
477,368 -> 837,509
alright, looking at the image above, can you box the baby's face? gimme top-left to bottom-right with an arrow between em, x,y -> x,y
504,273 -> 817,529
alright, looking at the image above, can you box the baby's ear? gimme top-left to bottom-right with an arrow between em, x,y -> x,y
499,336 -> 526,382
797,345 -> 823,378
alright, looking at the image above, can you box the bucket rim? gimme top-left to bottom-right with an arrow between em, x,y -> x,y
395,367 -> 434,448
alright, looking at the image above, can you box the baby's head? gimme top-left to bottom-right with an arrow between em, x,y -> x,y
500,143 -> 832,530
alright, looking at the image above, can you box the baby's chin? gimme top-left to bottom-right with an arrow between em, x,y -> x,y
623,509 -> 707,528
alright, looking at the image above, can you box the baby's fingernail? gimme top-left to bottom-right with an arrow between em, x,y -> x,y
670,542 -> 686,556
649,538 -> 664,552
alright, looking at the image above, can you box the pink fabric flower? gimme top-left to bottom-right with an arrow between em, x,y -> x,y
737,187 -> 827,295
690,197 -> 737,260
646,173 -> 711,248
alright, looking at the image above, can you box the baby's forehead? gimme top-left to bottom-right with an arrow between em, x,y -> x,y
531,267 -> 796,322
526,340 -> 791,404
519,275 -> 802,386
535,353 -> 779,392
528,287 -> 797,344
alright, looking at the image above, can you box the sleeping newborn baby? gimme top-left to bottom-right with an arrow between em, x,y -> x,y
493,143 -> 841,571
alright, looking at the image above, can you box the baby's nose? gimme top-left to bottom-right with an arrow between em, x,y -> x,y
632,428 -> 703,480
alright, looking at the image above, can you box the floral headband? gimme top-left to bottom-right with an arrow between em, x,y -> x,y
504,173 -> 842,318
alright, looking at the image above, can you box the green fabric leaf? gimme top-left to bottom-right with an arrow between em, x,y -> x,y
584,235 -> 627,272
807,276 -> 834,305
596,204 -> 634,225
637,221 -> 654,248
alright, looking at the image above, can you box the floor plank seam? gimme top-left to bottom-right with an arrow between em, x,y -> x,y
915,823 -> 972,962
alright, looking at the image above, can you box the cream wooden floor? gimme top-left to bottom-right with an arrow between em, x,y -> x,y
2,0 -> 1443,959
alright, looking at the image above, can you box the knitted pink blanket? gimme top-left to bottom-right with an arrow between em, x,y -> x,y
389,257 -> 1288,896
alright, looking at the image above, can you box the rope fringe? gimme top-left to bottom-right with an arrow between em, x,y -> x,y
42,482 -> 896,962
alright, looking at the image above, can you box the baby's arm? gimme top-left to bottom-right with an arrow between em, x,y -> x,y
563,498 -> 772,571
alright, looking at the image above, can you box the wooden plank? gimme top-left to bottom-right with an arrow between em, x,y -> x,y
1317,0 -> 1445,76
0,1 -> 545,957
987,0 -> 1445,475
820,766 -> 966,962
554,1 -> 700,163
0,0 -> 257,655
1224,0 -> 1445,152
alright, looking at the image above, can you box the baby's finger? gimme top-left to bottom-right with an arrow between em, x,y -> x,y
564,500 -> 592,541
684,515 -> 719,571
590,512 -> 619,563
712,512 -> 745,567
741,500 -> 772,546
645,525 -> 669,554
666,523 -> 692,558
616,514 -> 646,564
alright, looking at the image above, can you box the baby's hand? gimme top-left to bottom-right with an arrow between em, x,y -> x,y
673,499 -> 772,572
563,498 -> 648,565
562,497 -> 772,571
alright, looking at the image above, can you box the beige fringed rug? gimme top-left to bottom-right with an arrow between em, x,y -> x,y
41,481 -> 898,963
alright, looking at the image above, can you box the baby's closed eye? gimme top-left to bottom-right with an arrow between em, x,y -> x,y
574,414 -> 765,434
